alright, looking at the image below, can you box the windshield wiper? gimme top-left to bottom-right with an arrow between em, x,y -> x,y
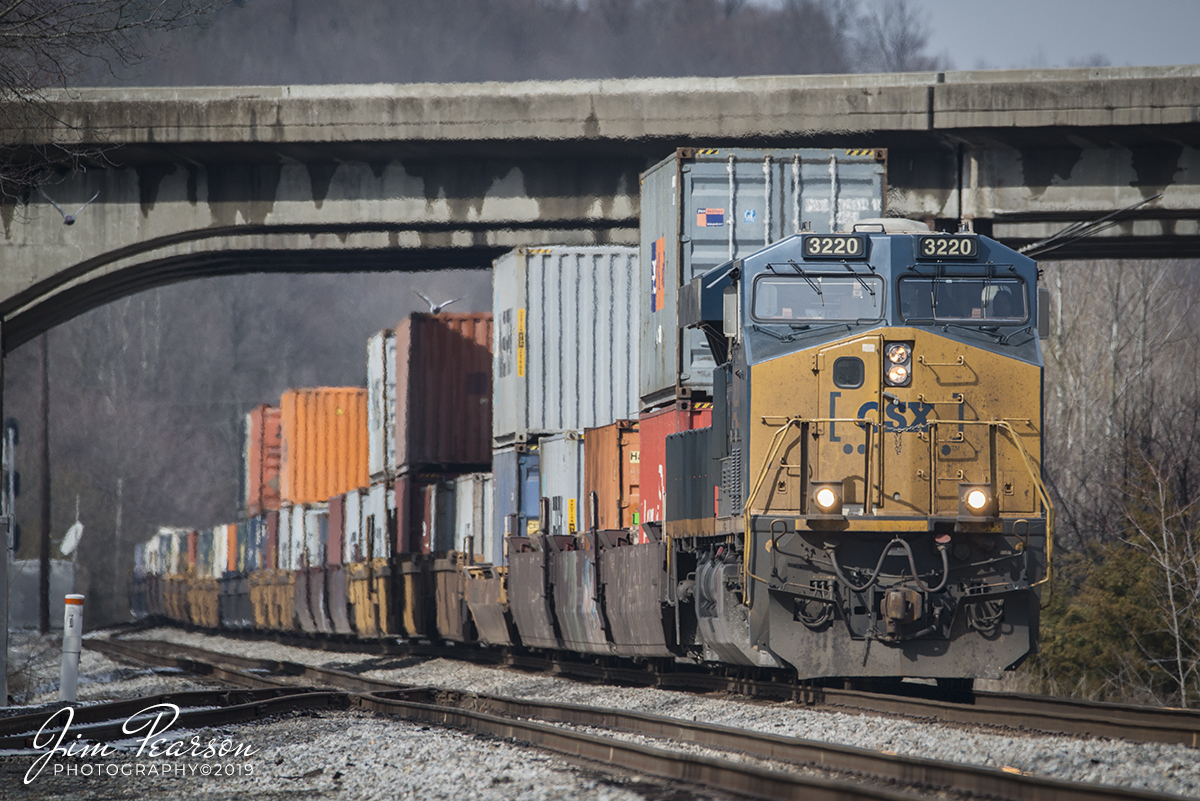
785,260 -> 823,298
752,322 -> 851,343
940,322 -> 1003,343
841,263 -> 876,298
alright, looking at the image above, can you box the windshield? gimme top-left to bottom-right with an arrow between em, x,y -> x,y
752,275 -> 885,322
898,276 -> 1027,323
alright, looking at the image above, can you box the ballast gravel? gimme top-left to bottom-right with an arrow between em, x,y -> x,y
119,627 -> 1200,799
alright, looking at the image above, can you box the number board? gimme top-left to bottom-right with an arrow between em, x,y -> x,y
802,234 -> 867,259
916,235 -> 979,260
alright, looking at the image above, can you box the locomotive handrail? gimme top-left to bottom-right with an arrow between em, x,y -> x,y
747,414 -> 1054,592
927,418 -> 1054,589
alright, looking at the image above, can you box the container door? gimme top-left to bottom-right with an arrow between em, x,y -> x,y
813,334 -> 883,512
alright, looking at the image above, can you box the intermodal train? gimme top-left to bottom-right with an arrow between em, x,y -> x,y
131,149 -> 1051,686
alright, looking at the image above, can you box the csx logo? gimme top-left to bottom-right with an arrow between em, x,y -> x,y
857,400 -> 933,432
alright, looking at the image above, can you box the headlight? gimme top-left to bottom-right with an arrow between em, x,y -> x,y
887,364 -> 909,384
815,488 -> 838,509
886,343 -> 910,364
810,482 -> 843,516
958,483 -> 996,518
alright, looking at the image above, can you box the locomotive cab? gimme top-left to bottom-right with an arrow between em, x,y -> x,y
677,219 -> 1051,681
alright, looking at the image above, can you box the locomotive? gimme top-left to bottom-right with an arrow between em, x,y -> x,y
666,218 -> 1051,679
133,219 -> 1050,686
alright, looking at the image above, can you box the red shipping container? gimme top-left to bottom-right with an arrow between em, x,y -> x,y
328,494 -> 345,566
394,313 -> 492,472
265,511 -> 279,570
186,530 -> 199,572
245,405 -> 282,516
638,403 -> 713,525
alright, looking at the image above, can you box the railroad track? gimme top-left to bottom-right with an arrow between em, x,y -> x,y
128,625 -> 1200,748
67,636 -> 1184,801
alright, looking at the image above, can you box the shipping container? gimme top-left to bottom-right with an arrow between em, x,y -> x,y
541,433 -> 585,538
492,444 -> 540,562
452,473 -> 494,563
304,505 -> 329,567
638,404 -> 713,526
285,506 -> 305,571
493,246 -> 639,444
197,528 -> 213,577
366,331 -> 398,480
279,388 -> 369,506
584,421 -> 641,530
344,487 -> 365,562
225,523 -> 238,574
185,530 -> 199,573
244,404 -> 282,516
395,313 -> 493,471
417,479 -> 456,554
364,480 -> 392,560
328,494 -> 345,567
639,148 -> 887,407
265,511 -> 279,571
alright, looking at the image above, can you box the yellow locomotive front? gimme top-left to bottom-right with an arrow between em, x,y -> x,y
677,219 -> 1050,682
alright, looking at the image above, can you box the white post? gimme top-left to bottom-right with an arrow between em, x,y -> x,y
59,594 -> 84,702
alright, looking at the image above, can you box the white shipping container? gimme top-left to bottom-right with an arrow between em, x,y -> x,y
453,473 -> 495,562
344,488 -> 366,562
493,246 -> 639,444
367,330 -> 398,480
287,506 -> 305,571
540,433 -> 585,538
213,526 -> 228,579
164,528 -> 184,576
304,505 -> 328,567
364,481 -> 391,560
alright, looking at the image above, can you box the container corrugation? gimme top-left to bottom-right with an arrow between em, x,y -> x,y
344,488 -> 365,562
304,505 -> 329,568
395,313 -> 493,471
638,404 -> 713,525
584,421 -> 641,530
212,526 -> 227,578
453,473 -> 495,563
494,247 -> 639,443
492,445 -> 540,563
364,480 -> 391,560
265,510 -> 280,571
244,404 -> 283,516
418,480 -> 456,554
280,388 -> 369,505
367,331 -> 398,480
225,524 -> 238,575
540,433 -> 585,537
639,148 -> 887,407
197,528 -> 213,577
328,494 -> 345,566
285,506 -> 305,571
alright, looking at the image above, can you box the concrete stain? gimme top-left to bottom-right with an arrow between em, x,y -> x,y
305,161 -> 339,209
1019,146 -> 1084,199
0,201 -> 13,239
136,163 -> 178,217
206,163 -> 283,226
1129,144 -> 1184,198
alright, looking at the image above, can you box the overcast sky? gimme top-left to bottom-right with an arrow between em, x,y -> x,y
917,0 -> 1200,70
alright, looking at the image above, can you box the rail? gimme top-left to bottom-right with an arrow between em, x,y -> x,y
70,636 -> 1190,801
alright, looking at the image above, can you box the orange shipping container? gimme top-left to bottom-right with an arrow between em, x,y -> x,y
280,388 -> 369,505
226,524 -> 238,573
244,404 -> 282,516
395,313 -> 493,472
584,421 -> 641,530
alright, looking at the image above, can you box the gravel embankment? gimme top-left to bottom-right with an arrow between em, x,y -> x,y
119,627 -> 1200,799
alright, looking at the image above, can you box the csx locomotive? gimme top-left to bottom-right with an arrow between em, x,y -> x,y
670,218 -> 1050,680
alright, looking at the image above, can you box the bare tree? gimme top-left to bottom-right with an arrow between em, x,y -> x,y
0,0 -> 223,196
855,0 -> 940,73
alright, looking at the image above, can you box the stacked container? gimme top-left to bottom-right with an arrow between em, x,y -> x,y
244,405 -> 282,516
280,388 -> 369,505
638,147 -> 888,408
493,247 -> 639,445
584,421 -> 641,531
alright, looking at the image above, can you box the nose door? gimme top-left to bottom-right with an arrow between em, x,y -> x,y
814,335 -> 883,511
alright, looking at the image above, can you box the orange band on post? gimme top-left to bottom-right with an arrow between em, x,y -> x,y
64,597 -> 84,605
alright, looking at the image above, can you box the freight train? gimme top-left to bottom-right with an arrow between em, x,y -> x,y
130,148 -> 1051,685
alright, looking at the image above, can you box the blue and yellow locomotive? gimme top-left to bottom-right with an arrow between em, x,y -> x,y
672,218 -> 1051,681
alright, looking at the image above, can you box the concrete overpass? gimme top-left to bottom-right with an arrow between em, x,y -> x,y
1,65 -> 1199,350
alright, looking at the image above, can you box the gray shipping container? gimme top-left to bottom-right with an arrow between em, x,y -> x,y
639,147 -> 887,408
540,433 -> 585,538
493,246 -> 639,444
367,330 -> 398,481
493,444 -> 540,561
453,473 -> 495,563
